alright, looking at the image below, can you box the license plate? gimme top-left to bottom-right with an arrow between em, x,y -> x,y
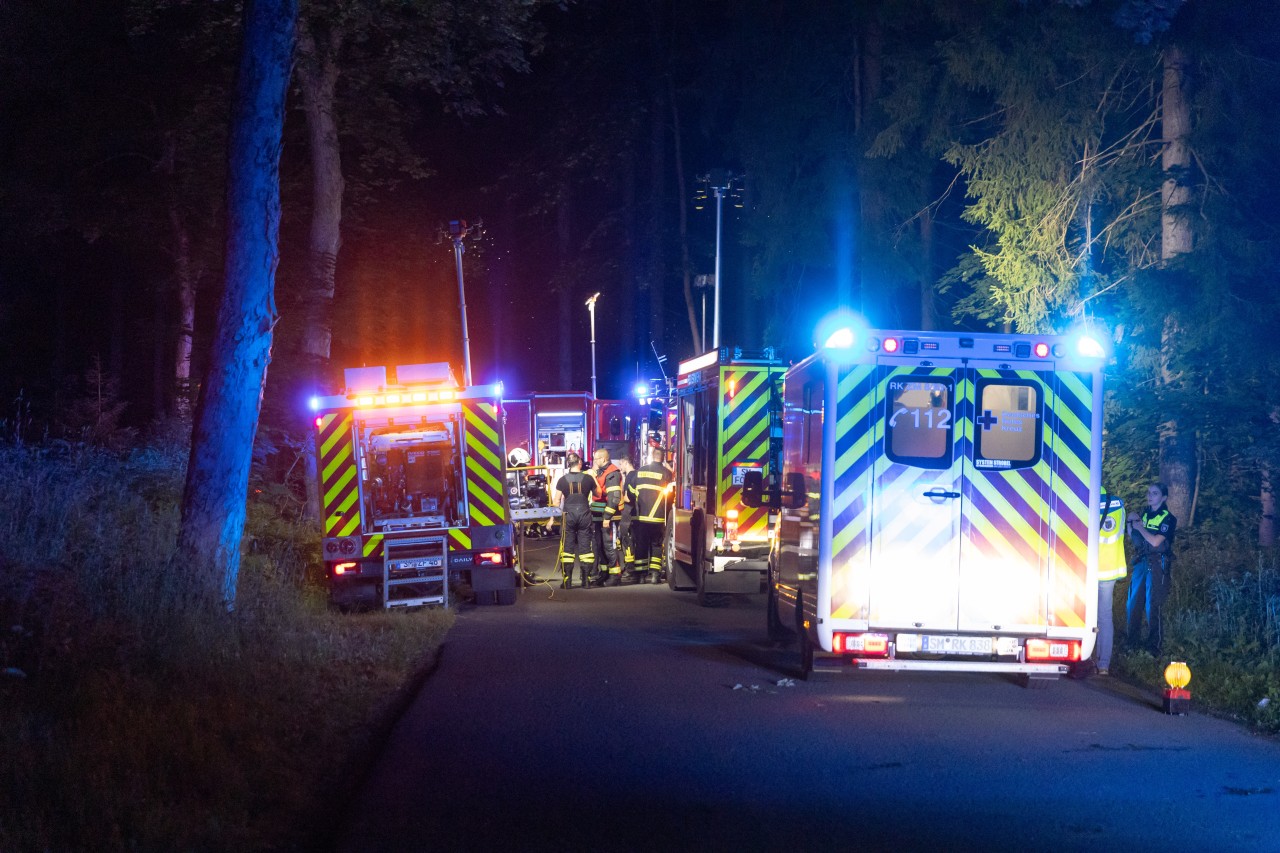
397,557 -> 442,570
921,635 -> 992,654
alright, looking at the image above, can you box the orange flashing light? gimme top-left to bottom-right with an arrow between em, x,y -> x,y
333,561 -> 358,576
1024,638 -> 1081,662
833,632 -> 890,657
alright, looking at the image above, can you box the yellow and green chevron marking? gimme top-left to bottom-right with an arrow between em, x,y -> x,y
717,364 -> 785,540
462,400 -> 510,528
318,411 -> 362,538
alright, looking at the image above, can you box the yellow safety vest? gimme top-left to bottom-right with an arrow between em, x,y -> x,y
1098,495 -> 1128,581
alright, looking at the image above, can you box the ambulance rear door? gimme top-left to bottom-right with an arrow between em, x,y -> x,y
868,362 -> 1054,635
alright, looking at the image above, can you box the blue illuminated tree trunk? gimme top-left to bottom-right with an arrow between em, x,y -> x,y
179,0 -> 297,605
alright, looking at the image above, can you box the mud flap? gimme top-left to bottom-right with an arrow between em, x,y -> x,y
702,558 -> 767,594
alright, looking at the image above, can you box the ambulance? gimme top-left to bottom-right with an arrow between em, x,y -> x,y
744,327 -> 1107,683
312,362 -> 518,609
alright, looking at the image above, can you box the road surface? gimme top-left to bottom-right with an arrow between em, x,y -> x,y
335,538 -> 1280,852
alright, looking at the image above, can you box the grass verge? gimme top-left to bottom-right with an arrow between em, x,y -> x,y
0,441 -> 453,851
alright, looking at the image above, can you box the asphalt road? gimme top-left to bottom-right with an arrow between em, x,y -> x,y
335,537 -> 1280,853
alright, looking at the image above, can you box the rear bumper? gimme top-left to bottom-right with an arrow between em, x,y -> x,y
846,659 -> 1067,675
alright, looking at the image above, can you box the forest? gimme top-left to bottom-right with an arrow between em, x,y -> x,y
2,0 -> 1280,848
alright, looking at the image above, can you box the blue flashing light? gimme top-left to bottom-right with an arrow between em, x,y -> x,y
309,396 -> 320,411
1075,335 -> 1106,359
493,381 -> 504,398
634,382 -> 649,398
824,327 -> 855,349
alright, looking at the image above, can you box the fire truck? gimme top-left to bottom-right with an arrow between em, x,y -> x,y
665,346 -> 786,606
312,362 -> 518,609
503,393 -> 646,467
743,327 -> 1108,683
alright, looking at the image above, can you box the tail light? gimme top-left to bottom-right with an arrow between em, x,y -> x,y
833,632 -> 890,658
473,551 -> 506,566
724,509 -> 739,544
1024,639 -> 1081,662
333,561 -> 358,576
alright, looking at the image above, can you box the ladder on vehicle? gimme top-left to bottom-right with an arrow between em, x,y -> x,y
382,535 -> 449,609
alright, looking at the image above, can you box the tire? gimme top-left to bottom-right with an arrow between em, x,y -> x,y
766,570 -> 792,642
495,587 -> 518,606
795,593 -> 813,679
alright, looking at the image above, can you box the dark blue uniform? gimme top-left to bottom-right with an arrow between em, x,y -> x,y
556,471 -> 597,588
1126,502 -> 1176,653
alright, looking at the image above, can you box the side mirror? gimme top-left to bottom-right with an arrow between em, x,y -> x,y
742,469 -> 766,507
783,471 -> 807,509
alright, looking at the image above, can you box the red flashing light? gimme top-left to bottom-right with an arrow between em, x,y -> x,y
333,561 -> 358,576
315,416 -> 324,428
883,337 -> 901,354
1024,638 -> 1081,662
474,551 -> 505,566
1034,342 -> 1050,358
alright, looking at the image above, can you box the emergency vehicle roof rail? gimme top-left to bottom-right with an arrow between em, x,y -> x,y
677,346 -> 780,376
310,378 -> 505,412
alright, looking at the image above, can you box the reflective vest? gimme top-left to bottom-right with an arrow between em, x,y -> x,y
1098,494 -> 1127,581
590,463 -> 622,519
630,462 -> 673,523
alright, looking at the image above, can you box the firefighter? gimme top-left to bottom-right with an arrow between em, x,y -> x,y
1126,481 -> 1177,654
554,453 -> 596,589
615,456 -> 638,582
589,447 -> 623,586
1094,487 -> 1128,675
629,445 -> 673,585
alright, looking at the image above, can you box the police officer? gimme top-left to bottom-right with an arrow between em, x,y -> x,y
1095,488 -> 1128,675
1126,481 -> 1177,654
589,447 -> 623,586
554,453 -> 597,589
615,457 -> 639,582
629,445 -> 673,585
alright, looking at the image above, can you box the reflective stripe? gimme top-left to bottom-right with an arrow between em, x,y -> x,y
1098,499 -> 1127,581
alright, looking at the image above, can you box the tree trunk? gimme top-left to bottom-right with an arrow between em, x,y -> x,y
295,21 -> 345,522
556,186 -> 573,389
1157,44 -> 1194,524
646,70 -> 666,359
179,0 -> 297,605
919,207 -> 937,330
169,204 -> 198,420
1261,407 -> 1279,548
295,21 -> 344,365
669,93 -> 699,352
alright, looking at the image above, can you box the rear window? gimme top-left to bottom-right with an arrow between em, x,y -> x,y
973,379 -> 1042,470
885,377 -> 953,469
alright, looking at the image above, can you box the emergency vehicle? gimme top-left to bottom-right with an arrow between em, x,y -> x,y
503,393 -> 646,466
666,346 -> 786,605
744,327 -> 1107,683
312,362 -> 518,609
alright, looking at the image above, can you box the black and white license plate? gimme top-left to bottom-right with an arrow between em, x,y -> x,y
396,557 -> 442,570
921,635 -> 992,655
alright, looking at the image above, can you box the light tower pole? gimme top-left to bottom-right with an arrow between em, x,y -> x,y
696,169 -> 741,349
586,292 -> 601,398
447,219 -> 480,386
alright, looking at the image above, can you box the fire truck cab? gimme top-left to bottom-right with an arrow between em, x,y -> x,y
745,327 -> 1107,682
312,363 -> 518,609
666,347 -> 786,606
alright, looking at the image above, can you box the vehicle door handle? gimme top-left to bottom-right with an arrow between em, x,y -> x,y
922,488 -> 961,500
